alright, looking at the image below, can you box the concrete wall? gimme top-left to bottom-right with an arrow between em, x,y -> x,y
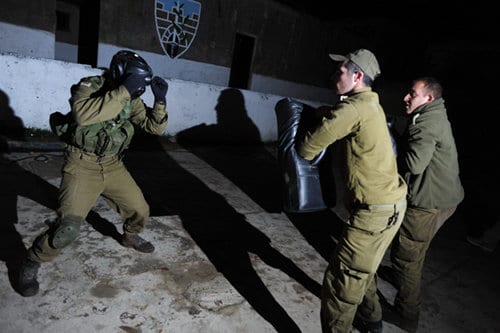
98,0 -> 337,88
0,0 -> 336,105
0,22 -> 55,59
96,44 -> 334,104
0,53 -> 324,143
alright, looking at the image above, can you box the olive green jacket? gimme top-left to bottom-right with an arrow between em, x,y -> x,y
399,98 -> 464,208
297,87 -> 407,205
71,75 -> 168,132
67,75 -> 168,155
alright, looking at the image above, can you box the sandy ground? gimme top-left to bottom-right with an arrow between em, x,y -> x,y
0,138 -> 499,333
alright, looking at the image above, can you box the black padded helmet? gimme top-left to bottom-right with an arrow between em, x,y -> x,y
109,50 -> 153,86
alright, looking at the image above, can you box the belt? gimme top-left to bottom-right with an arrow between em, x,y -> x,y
66,146 -> 118,163
78,153 -> 117,163
355,198 -> 407,210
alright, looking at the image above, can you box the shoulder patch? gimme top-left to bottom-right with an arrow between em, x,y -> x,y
79,76 -> 105,90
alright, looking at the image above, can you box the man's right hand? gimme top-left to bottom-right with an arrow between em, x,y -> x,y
123,73 -> 146,99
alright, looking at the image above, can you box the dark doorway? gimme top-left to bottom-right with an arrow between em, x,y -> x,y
77,0 -> 99,66
55,0 -> 99,67
228,33 -> 255,90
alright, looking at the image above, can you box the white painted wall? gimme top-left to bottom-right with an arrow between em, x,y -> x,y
55,41 -> 78,63
97,44 -> 231,88
252,74 -> 333,105
0,22 -> 55,59
0,53 -> 325,143
98,44 -> 334,105
0,20 -> 334,132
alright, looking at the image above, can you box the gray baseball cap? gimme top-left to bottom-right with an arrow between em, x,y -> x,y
329,48 -> 381,80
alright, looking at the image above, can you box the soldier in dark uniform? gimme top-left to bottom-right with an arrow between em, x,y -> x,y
18,50 -> 169,297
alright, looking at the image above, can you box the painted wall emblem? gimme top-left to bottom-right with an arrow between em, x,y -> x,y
155,0 -> 201,59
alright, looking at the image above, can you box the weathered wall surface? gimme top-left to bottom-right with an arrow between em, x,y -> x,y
0,0 -> 337,104
98,0 -> 336,87
0,53 -> 323,143
0,0 -> 55,31
0,22 -> 56,59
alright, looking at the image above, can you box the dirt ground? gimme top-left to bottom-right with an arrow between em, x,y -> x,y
0,137 -> 499,333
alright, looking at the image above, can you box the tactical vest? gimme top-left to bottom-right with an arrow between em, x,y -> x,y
51,103 -> 135,156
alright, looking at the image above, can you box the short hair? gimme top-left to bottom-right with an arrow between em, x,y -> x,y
414,77 -> 442,99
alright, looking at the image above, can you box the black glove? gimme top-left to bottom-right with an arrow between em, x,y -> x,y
123,73 -> 146,99
151,76 -> 168,103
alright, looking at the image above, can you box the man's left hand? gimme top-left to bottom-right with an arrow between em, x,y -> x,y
151,76 -> 168,103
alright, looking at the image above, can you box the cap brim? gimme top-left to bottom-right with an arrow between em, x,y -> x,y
329,54 -> 347,62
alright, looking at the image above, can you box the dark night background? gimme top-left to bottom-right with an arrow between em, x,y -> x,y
278,0 -> 500,233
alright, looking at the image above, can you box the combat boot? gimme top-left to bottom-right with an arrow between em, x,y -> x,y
382,303 -> 418,333
353,315 -> 383,333
18,257 -> 41,297
121,232 -> 155,253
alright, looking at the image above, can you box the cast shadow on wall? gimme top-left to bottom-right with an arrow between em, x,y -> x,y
176,88 -> 263,145
175,88 -> 277,212
127,131 -> 322,332
0,89 -> 123,295
175,88 -> 344,261
0,90 -> 25,146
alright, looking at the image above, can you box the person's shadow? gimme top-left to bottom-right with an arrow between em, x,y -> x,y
176,88 -> 263,145
176,90 -> 344,261
126,129 -> 324,332
171,89 -> 347,330
0,89 -> 60,290
175,88 -> 282,213
0,90 -> 25,142
0,89 -> 122,295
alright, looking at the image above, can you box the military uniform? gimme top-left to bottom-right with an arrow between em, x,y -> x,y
27,75 -> 168,262
390,97 -> 464,325
297,87 -> 407,332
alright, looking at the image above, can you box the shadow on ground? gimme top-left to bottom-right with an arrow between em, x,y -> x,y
126,132 -> 333,332
0,135 -> 125,296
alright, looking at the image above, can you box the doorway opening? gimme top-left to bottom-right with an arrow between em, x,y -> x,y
228,33 -> 255,90
55,0 -> 99,67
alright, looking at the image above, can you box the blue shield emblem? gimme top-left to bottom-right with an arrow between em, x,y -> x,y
155,0 -> 202,59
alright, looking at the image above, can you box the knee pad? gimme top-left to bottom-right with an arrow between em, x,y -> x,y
50,218 -> 81,249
